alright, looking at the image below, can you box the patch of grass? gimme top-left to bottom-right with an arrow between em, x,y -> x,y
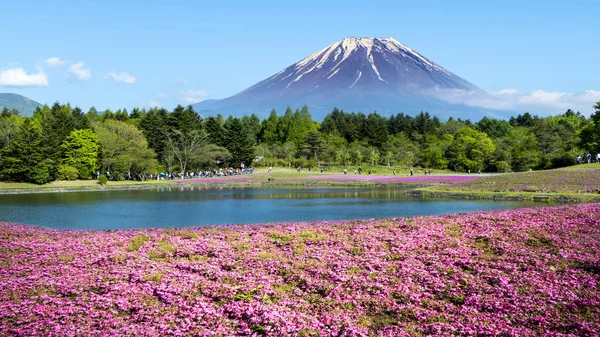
292,242 -> 306,255
445,223 -> 462,238
269,233 -> 294,244
233,285 -> 263,302
349,246 -> 364,256
525,234 -> 554,248
143,272 -> 163,282
386,253 -> 404,261
110,254 -> 127,263
347,267 -> 362,275
273,283 -> 293,295
359,310 -> 402,330
189,254 -> 211,262
297,231 -> 324,242
255,251 -> 277,260
233,242 -> 251,252
296,328 -> 319,337
58,254 -> 76,262
177,229 -> 199,239
127,235 -> 150,252
0,247 -> 26,255
149,239 -> 176,259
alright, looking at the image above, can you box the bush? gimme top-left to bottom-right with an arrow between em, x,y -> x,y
495,161 -> 511,173
31,162 -> 52,185
97,175 -> 108,186
56,165 -> 79,181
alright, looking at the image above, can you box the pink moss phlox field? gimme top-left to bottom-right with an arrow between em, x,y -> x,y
280,174 -> 483,184
177,176 -> 255,183
1,204 -> 600,336
439,168 -> 600,194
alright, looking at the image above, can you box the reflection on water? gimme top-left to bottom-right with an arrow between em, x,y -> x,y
0,186 -> 545,230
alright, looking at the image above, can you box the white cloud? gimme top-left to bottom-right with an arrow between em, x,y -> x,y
156,93 -> 168,99
177,89 -> 210,104
104,71 -> 136,84
497,88 -> 519,96
68,62 -> 91,81
427,87 -> 600,115
175,77 -> 187,87
145,100 -> 161,108
45,57 -> 64,67
0,67 -> 48,87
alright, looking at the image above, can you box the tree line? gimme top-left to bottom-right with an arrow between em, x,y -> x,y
0,101 -> 599,184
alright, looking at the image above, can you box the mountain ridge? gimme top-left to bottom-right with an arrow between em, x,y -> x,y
0,93 -> 42,116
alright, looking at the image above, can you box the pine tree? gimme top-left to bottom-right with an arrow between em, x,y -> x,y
0,119 -> 51,184
225,117 -> 255,166
205,115 -> 226,146
138,108 -> 169,160
259,109 -> 280,144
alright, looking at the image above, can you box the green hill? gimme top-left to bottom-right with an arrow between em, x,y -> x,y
0,93 -> 42,116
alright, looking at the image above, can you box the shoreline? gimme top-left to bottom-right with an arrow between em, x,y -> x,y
2,178 -> 598,204
0,176 -> 465,195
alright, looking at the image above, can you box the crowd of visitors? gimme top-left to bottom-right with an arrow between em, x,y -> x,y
95,166 -> 256,181
576,152 -> 600,164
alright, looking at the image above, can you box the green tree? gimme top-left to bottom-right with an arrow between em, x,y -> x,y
94,120 -> 157,178
446,128 -> 495,172
368,148 -> 381,166
363,113 -> 389,148
0,119 -> 52,184
302,131 -> 324,162
224,117 -> 255,166
503,127 -> 540,171
138,108 -> 169,161
35,103 -> 77,165
385,133 -> 419,168
61,129 -> 101,179
205,115 -> 226,146
241,114 -> 262,145
475,117 -> 512,139
0,114 -> 23,149
194,144 -> 232,168
581,102 -> 600,153
259,109 -> 280,144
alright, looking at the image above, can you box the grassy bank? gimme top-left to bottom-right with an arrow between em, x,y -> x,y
416,164 -> 600,202
0,167 -> 476,194
1,204 -> 599,335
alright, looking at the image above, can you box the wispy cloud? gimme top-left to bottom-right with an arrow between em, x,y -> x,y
177,89 -> 210,104
68,62 -> 91,81
175,77 -> 187,88
156,93 -> 168,99
144,100 -> 161,108
45,57 -> 64,67
427,87 -> 600,115
104,71 -> 137,84
0,67 -> 48,87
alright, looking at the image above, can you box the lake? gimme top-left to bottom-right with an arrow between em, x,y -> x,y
0,186 -> 545,230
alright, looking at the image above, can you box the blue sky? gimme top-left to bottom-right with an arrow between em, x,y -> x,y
1,0 -> 599,114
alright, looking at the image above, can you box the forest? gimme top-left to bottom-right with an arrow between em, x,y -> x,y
0,101 -> 599,184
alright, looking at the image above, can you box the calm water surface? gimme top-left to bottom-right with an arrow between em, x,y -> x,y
0,186 -> 546,230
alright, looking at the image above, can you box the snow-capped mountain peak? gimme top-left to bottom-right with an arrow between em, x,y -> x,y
194,37 -> 482,119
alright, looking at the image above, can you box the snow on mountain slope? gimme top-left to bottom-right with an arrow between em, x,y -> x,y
194,37 -> 489,119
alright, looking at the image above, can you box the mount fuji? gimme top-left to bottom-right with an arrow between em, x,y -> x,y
194,37 -> 493,119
